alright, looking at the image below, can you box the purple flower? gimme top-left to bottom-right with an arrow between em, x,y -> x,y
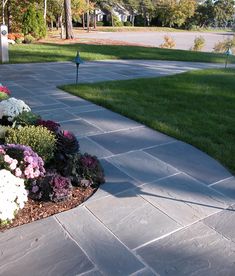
0,144 -> 45,180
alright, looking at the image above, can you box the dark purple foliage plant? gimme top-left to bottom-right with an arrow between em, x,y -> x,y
55,153 -> 105,188
28,172 -> 72,202
36,119 -> 61,133
56,130 -> 79,156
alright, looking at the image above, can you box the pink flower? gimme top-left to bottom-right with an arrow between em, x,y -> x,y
24,168 -> 30,176
12,159 -> 18,165
4,155 -> 12,163
9,162 -> 17,170
63,130 -> 73,139
15,168 -> 22,177
34,170 -> 40,178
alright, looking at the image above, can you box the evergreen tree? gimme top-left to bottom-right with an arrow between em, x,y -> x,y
214,0 -> 235,27
22,4 -> 46,39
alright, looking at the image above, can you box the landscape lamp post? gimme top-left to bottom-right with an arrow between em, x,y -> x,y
0,0 -> 9,63
74,51 -> 83,84
225,48 -> 232,69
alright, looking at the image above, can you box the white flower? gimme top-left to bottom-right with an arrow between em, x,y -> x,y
0,169 -> 28,223
0,97 -> 31,121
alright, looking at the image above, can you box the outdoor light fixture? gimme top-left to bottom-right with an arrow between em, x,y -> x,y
74,51 -> 83,84
225,48 -> 232,69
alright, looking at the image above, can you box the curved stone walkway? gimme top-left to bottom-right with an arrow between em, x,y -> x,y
0,61 -> 235,276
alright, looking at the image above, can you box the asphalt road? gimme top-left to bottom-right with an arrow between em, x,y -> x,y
77,31 -> 233,52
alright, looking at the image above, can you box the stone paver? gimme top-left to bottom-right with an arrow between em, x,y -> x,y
79,137 -> 113,159
85,159 -> 138,201
56,207 -> 145,275
210,177 -> 235,203
0,217 -> 94,276
204,206 -> 235,242
108,151 -> 179,184
90,126 -> 175,154
144,141 -> 232,185
138,173 -> 227,226
1,60 -> 234,276
136,222 -> 235,276
86,190 -> 180,249
132,268 -> 158,276
78,109 -> 141,132
60,119 -> 103,137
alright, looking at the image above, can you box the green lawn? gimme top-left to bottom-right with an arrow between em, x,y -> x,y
61,68 -> 235,174
8,43 -> 235,64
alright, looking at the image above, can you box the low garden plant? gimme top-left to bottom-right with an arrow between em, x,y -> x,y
191,36 -> 205,51
160,35 -> 176,49
0,86 -> 105,229
5,125 -> 56,163
0,84 -> 11,101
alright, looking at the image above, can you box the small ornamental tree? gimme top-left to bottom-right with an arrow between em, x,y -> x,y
22,5 -> 46,39
36,9 -> 47,39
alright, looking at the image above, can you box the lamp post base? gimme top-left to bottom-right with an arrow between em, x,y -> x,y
0,25 -> 9,63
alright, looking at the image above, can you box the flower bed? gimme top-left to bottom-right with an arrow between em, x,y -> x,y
0,85 -> 105,231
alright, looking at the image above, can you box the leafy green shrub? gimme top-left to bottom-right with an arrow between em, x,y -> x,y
160,35 -> 176,49
13,111 -> 40,127
213,37 -> 235,53
96,21 -> 104,27
124,21 -> 132,26
36,10 -> 47,38
23,34 -> 35,44
113,16 -> 124,27
191,36 -> 205,51
0,125 -> 7,143
187,24 -> 200,31
5,125 -> 56,163
0,93 -> 9,101
22,5 -> 46,39
22,5 -> 37,36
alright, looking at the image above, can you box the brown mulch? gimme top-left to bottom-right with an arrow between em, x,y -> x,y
0,186 -> 96,232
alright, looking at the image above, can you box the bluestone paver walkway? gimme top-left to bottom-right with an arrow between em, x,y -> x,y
0,60 -> 235,276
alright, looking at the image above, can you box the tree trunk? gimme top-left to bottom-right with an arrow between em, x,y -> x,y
44,0 -> 47,21
93,9 -> 96,29
82,13 -> 85,29
59,14 -> 64,39
64,0 -> 74,39
56,15 -> 59,30
87,11 -> 90,32
86,0 -> 90,32
7,0 -> 12,32
2,0 -> 8,25
132,12 -> 135,27
111,13 -> 114,26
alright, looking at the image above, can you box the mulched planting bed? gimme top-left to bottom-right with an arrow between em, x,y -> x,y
0,186 -> 96,232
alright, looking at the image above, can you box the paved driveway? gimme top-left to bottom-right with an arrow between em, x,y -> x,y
0,61 -> 235,276
77,31 -> 233,52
